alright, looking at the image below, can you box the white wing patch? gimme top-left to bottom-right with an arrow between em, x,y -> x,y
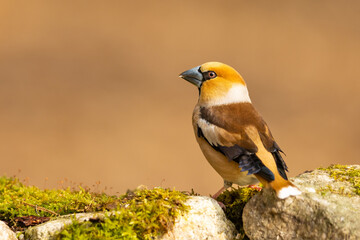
198,118 -> 219,146
197,118 -> 242,147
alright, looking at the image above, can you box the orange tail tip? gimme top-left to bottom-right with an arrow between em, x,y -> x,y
277,184 -> 302,199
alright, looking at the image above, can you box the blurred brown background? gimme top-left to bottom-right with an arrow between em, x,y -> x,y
1,1 -> 359,195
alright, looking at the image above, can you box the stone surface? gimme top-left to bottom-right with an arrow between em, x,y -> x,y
243,165 -> 360,240
0,221 -> 18,240
25,212 -> 106,240
25,196 -> 237,240
160,196 -> 238,240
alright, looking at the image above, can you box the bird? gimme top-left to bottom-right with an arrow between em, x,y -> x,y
179,62 -> 301,199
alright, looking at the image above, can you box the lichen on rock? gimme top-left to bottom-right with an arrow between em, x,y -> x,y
243,165 -> 360,240
318,164 -> 360,196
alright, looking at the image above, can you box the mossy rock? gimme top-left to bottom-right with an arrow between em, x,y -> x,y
3,164 -> 359,239
317,164 -> 360,196
55,188 -> 189,240
0,177 -> 190,239
25,195 -> 237,240
243,165 -> 360,240
217,186 -> 261,240
0,177 -> 119,231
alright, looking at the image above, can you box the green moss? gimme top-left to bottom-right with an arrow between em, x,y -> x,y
217,186 -> 260,240
58,188 -> 189,240
318,164 -> 360,196
0,177 -> 189,239
317,185 -> 351,197
0,177 -> 116,230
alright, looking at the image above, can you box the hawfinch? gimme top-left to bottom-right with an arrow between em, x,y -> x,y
180,62 -> 301,199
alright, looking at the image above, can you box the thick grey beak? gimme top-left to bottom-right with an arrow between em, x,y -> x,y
179,66 -> 203,88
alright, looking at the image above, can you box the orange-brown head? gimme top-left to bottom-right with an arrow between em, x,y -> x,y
180,62 -> 250,106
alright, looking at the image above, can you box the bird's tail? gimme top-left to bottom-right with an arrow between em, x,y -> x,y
272,180 -> 301,199
255,174 -> 302,199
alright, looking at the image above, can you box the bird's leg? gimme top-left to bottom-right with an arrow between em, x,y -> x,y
212,180 -> 233,199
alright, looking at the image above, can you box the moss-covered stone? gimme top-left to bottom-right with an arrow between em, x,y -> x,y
0,177 -> 189,239
318,164 -> 360,196
0,177 -> 117,231
216,186 -> 261,239
243,165 -> 360,240
58,188 -> 189,239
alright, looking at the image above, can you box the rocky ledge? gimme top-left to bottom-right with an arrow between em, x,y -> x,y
243,165 -> 360,239
23,197 -> 237,240
1,164 -> 359,239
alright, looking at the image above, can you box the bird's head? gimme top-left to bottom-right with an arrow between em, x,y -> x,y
179,62 -> 251,106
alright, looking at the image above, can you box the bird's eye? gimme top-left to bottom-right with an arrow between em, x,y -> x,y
205,71 -> 217,80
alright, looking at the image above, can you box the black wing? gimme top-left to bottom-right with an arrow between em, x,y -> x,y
270,142 -> 288,180
197,126 -> 275,182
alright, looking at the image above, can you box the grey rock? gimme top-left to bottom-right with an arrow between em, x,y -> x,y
25,196 -> 237,240
160,196 -> 237,240
25,212 -> 106,240
243,165 -> 360,240
0,221 -> 18,240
